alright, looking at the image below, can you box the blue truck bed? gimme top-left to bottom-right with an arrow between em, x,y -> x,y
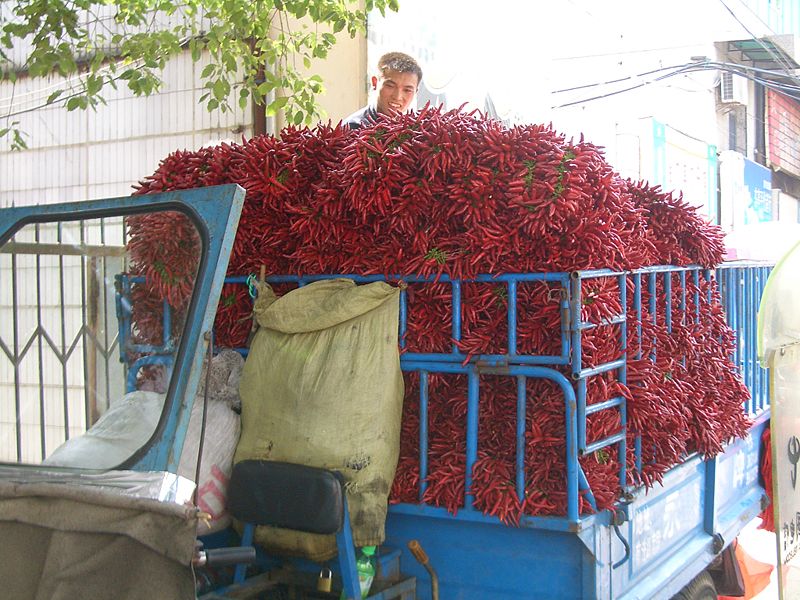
116,259 -> 770,599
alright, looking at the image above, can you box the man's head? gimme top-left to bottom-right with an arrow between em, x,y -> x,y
373,52 -> 422,116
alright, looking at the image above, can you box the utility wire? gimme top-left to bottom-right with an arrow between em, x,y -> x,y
552,63 -> 698,94
552,63 -> 702,108
551,60 -> 800,109
553,60 -> 800,95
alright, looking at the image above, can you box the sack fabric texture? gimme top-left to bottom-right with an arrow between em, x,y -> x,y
235,279 -> 403,561
0,480 -> 197,600
42,350 -> 244,534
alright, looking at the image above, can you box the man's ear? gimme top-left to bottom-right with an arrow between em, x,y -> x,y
371,75 -> 378,90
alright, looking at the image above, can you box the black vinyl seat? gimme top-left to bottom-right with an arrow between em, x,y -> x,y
227,460 -> 345,534
225,460 -> 362,599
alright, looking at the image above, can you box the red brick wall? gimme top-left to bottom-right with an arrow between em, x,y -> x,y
767,89 -> 800,178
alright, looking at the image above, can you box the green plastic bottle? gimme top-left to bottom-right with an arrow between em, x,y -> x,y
357,546 -> 376,598
340,545 -> 376,599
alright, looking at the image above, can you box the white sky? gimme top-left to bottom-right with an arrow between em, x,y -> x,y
369,0 -> 778,125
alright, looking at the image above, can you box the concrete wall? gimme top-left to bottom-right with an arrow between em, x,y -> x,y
0,51 -> 252,206
0,11 -> 366,206
274,20 -> 367,130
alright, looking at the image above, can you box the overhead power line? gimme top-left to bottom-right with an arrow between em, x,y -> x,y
551,59 -> 800,109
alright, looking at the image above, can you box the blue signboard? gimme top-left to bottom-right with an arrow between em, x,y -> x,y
743,158 -> 773,224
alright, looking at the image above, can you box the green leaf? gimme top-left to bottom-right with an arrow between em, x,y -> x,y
223,53 -> 237,73
201,64 -> 215,78
212,78 -> 228,101
292,110 -> 304,125
11,129 -> 28,151
256,81 -> 273,97
90,51 -> 105,72
58,54 -> 78,76
190,40 -> 202,62
265,95 -> 289,116
86,74 -> 102,95
46,90 -> 64,105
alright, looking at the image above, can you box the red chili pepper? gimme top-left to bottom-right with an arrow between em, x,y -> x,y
129,106 -> 744,520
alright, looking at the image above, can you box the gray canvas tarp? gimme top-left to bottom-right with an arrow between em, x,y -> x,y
0,475 -> 198,600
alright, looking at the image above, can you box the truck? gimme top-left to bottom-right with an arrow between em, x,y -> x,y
0,183 -> 772,599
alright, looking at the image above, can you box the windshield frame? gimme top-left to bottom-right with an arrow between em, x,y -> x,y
0,184 -> 245,474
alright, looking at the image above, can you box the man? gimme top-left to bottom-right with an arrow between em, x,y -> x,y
343,52 -> 423,129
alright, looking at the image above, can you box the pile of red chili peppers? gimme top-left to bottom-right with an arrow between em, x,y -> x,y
129,106 -> 749,525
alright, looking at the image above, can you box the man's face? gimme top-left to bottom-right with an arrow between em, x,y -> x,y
375,69 -> 419,115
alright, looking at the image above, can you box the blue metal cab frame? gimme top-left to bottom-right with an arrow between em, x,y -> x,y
0,184 -> 246,475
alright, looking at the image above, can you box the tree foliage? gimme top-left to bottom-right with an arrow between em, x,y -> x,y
0,0 -> 399,148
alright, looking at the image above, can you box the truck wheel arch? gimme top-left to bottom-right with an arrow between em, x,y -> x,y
670,571 -> 717,600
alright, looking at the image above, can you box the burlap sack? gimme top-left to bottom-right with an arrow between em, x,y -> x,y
234,279 -> 403,561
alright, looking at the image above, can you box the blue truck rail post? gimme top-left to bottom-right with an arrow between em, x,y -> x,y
114,261 -> 772,599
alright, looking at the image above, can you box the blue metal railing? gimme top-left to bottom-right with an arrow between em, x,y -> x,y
116,274 -> 176,361
225,273 -> 574,367
117,262 -> 771,524
717,262 -> 773,416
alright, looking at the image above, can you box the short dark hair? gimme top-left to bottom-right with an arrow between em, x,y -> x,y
377,52 -> 422,85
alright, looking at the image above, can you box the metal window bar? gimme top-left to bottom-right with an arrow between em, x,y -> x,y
693,270 -> 700,323
618,273 -> 628,488
715,262 -> 773,417
569,270 -> 627,492
11,250 -> 21,461
451,280 -> 462,352
515,374 -> 526,501
745,268 -> 753,414
80,222 -> 89,443
648,271 -> 657,361
2,225 -> 125,463
57,222 -> 70,440
679,270 -> 687,368
736,267 -> 744,381
680,270 -> 687,327
35,223 -> 46,459
759,266 -> 770,412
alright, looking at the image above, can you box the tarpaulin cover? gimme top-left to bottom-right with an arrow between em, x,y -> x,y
0,475 -> 197,600
235,279 -> 403,561
42,350 -> 245,534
